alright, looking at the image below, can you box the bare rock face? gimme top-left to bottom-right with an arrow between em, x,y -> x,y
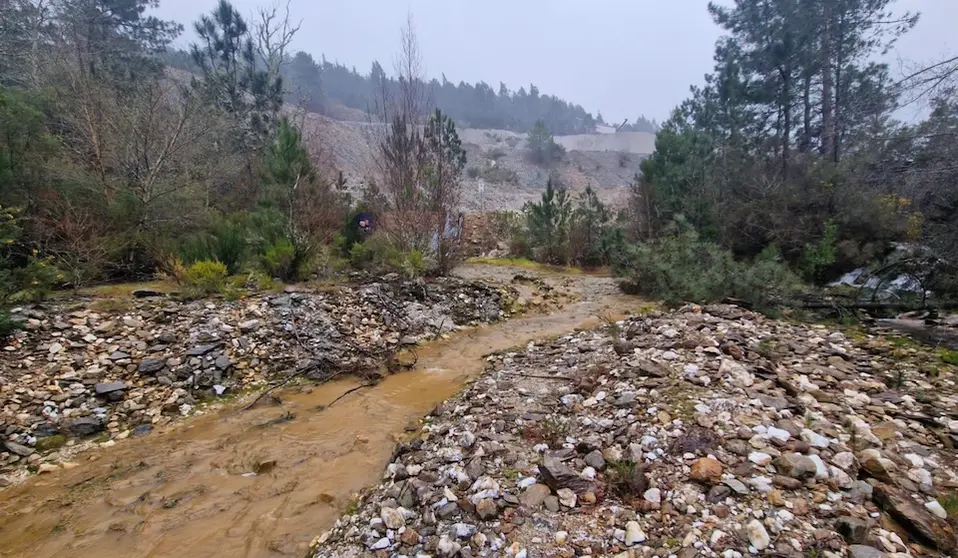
873,484 -> 957,553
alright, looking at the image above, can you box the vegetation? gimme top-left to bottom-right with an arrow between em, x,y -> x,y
526,120 -> 566,165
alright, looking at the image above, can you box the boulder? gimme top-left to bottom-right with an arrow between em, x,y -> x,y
873,483 -> 956,553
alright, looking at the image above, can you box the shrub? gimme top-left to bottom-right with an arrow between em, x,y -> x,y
348,234 -> 431,277
481,165 -> 520,185
466,166 -> 480,179
615,219 -> 802,312
0,311 -> 22,338
261,238 -> 297,281
180,215 -> 248,275
181,259 -> 228,296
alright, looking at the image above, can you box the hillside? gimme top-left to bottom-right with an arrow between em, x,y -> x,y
301,112 -> 655,211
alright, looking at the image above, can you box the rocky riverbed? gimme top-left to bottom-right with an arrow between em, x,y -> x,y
312,304 -> 958,558
0,275 -> 513,482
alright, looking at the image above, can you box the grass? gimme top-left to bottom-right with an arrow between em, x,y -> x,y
937,348 -> 958,366
75,280 -> 178,299
605,459 -> 646,499
34,434 -> 68,452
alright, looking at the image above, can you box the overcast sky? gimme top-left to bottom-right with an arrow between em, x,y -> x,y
155,0 -> 957,123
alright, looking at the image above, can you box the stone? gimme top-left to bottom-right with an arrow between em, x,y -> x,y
690,457 -> 723,484
772,475 -> 803,490
835,516 -> 870,544
873,483 -> 956,553
832,451 -> 857,470
807,454 -> 830,479
94,381 -> 127,400
848,545 -> 887,558
540,456 -> 595,495
643,487 -> 661,504
138,358 -> 166,374
584,449 -> 606,470
556,488 -> 577,508
239,319 -> 262,332
745,519 -> 771,550
925,500 -> 948,520
3,441 -> 34,457
776,452 -> 817,479
554,531 -> 568,545
520,484 -> 551,508
801,429 -> 830,448
475,498 -> 498,520
748,452 -> 772,466
767,426 -> 791,444
62,416 -> 104,437
400,528 -> 419,546
214,355 -> 232,370
724,478 -> 748,495
132,424 -> 153,437
543,495 -> 560,512
380,507 -> 405,529
624,521 -> 646,545
707,485 -> 731,503
859,450 -> 899,484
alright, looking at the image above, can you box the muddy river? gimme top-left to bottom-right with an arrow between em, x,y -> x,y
0,266 -> 640,558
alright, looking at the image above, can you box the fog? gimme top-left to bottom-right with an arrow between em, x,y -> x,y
155,0 -> 957,122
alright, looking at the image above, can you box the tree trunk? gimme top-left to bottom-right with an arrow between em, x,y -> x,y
833,8 -> 845,163
801,72 -> 812,152
820,2 -> 836,159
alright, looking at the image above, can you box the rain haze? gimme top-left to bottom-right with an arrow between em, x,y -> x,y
155,0 -> 957,123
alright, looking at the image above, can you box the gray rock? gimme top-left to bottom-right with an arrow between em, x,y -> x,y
848,545 -> 887,558
724,478 -> 749,495
108,351 -> 131,360
836,516 -> 870,544
62,416 -> 104,437
543,495 -> 560,512
214,355 -> 232,370
132,424 -> 153,437
540,456 -> 596,495
3,441 -> 34,457
776,452 -> 817,479
707,484 -> 732,503
584,449 -> 606,470
138,358 -> 166,374
520,484 -> 552,508
185,344 -> 218,357
94,382 -> 127,401
475,498 -> 498,520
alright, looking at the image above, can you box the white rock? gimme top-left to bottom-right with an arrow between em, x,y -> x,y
720,359 -> 753,387
643,488 -> 662,504
745,519 -> 771,550
581,466 -> 597,480
831,451 -> 856,470
711,530 -> 727,544
517,476 -> 537,489
767,426 -> 791,444
808,454 -> 830,479
925,500 -> 948,519
557,488 -> 577,508
662,351 -> 679,361
380,507 -> 405,530
749,452 -> 773,466
369,537 -> 390,550
624,521 -> 647,545
801,429 -> 830,448
555,531 -> 569,545
949,420 -> 958,434
903,453 -> 924,468
437,535 -> 461,556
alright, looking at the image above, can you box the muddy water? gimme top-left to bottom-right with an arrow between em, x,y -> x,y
0,267 -> 639,558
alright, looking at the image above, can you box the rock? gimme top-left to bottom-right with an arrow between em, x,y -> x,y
835,516 -> 870,544
584,449 -> 606,470
380,507 -> 405,530
635,360 -> 670,378
400,528 -> 419,546
239,319 -> 262,332
643,487 -> 661,504
132,289 -> 164,298
801,429 -> 830,449
925,500 -> 948,519
368,537 -> 389,551
690,457 -> 723,484
748,452 -> 772,466
745,519 -> 771,550
724,478 -> 748,495
776,452 -> 817,479
132,424 -> 153,437
475,498 -> 498,520
185,344 -> 218,357
436,535 -> 460,556
832,451 -> 857,470
94,381 -> 127,401
62,416 -> 104,437
772,475 -> 803,490
540,456 -> 595,495
108,350 -> 131,360
556,488 -> 577,508
873,483 -> 957,552
767,426 -> 791,444
859,449 -> 899,484
707,485 -> 732,503
138,358 -> 166,374
554,531 -> 568,545
520,484 -> 552,508
3,441 -> 34,457
624,521 -> 646,545
848,545 -> 887,558
807,454 -> 830,479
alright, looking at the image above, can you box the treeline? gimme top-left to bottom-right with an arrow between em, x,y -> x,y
0,0 -> 474,333
506,0 -> 958,312
164,48 -> 601,135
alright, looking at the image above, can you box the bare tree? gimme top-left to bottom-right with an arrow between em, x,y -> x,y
254,0 -> 301,86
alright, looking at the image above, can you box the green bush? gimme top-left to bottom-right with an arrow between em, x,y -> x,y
0,310 -> 22,338
466,166 -> 480,179
181,259 -> 228,296
180,215 -> 248,274
261,238 -> 297,280
615,219 -> 802,312
348,234 -> 430,277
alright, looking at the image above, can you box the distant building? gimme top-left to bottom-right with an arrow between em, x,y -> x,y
595,125 -> 617,135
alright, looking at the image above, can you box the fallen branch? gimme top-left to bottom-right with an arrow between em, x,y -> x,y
317,382 -> 377,410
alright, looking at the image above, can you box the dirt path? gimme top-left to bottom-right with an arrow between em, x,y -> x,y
0,265 -> 640,558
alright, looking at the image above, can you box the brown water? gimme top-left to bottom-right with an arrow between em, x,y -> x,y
0,266 -> 638,558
